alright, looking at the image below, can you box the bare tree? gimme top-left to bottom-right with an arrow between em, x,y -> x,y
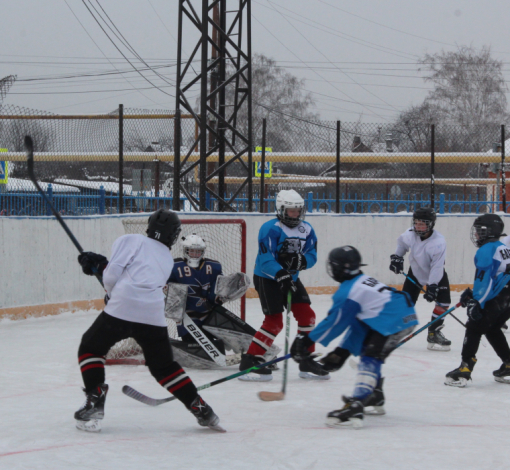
419,46 -> 509,128
224,53 -> 320,152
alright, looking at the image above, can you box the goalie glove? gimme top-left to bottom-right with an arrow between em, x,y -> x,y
278,252 -> 307,272
290,333 -> 315,363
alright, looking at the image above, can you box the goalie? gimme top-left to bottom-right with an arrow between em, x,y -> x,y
166,234 -> 280,369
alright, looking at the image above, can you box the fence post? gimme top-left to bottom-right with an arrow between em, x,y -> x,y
260,118 -> 266,213
46,184 -> 53,216
501,124 -> 506,213
336,120 -> 340,213
99,185 -> 105,215
439,193 -> 445,214
173,109 -> 181,211
430,124 -> 435,209
119,104 -> 124,214
307,192 -> 313,213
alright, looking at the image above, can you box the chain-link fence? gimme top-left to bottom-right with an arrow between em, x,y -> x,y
0,103 -> 507,216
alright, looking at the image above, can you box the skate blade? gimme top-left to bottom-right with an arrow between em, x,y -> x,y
427,343 -> 451,351
208,424 -> 227,433
238,373 -> 272,382
298,371 -> 331,380
494,376 -> 510,384
444,377 -> 468,388
258,391 -> 285,401
325,417 -> 363,429
364,405 -> 386,416
76,419 -> 102,432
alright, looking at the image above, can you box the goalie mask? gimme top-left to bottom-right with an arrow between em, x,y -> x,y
182,234 -> 206,268
275,189 -> 305,228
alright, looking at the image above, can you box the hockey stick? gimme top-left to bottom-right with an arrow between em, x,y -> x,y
24,135 -> 104,287
258,291 -> 292,402
402,272 -> 466,328
122,353 -> 291,406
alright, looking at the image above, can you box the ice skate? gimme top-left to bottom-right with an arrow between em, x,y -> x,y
343,377 -> 386,415
326,400 -> 364,429
298,357 -> 331,380
445,358 -> 476,387
427,325 -> 451,351
189,395 -> 225,432
74,383 -> 108,432
493,362 -> 510,384
238,353 -> 273,382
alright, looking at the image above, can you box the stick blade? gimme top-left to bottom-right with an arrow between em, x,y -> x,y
258,391 -> 285,402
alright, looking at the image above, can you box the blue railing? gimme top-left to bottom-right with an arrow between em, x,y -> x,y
0,185 -> 504,216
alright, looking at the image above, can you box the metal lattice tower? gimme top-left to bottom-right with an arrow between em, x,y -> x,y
173,0 -> 252,212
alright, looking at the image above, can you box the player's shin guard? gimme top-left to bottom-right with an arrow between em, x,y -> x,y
353,356 -> 383,401
246,313 -> 283,357
156,361 -> 198,408
78,350 -> 106,393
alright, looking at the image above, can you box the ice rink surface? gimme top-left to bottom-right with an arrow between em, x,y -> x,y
2,292 -> 510,470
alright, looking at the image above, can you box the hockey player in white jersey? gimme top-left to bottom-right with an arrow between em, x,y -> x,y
290,246 -> 418,428
389,207 -> 452,351
74,209 -> 222,432
445,214 -> 510,387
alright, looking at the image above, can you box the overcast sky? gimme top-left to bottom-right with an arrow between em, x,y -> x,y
1,0 -> 510,123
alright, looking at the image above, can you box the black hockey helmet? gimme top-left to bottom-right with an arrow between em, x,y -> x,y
412,206 -> 436,236
146,209 -> 181,247
327,246 -> 367,283
470,213 -> 505,248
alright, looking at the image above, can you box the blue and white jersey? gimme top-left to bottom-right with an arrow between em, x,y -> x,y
168,257 -> 223,316
309,274 -> 418,356
472,241 -> 510,308
254,218 -> 317,281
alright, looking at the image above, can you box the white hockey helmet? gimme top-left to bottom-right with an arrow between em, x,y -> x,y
275,189 -> 305,228
182,234 -> 206,268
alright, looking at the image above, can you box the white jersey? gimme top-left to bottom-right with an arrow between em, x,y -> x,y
394,228 -> 446,286
103,234 -> 174,327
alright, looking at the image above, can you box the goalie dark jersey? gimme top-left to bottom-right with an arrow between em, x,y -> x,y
168,257 -> 223,316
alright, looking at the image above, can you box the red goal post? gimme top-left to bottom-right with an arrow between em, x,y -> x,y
105,217 -> 247,365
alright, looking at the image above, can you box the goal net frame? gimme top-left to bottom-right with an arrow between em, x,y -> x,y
105,217 -> 247,365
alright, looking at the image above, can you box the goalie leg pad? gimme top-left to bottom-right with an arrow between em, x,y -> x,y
169,339 -> 227,370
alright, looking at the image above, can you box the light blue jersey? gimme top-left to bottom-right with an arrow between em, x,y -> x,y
309,274 -> 418,356
472,241 -> 510,307
254,218 -> 317,281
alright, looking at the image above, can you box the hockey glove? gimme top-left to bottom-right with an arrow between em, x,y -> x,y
389,254 -> 404,274
104,293 -> 110,306
290,333 -> 314,363
78,252 -> 108,276
466,299 -> 483,321
423,284 -> 439,303
460,287 -> 473,308
278,252 -> 308,272
318,347 -> 351,372
275,269 -> 297,297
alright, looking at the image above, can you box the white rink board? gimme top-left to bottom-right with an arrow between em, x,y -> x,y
1,293 -> 510,469
0,212 -> 494,309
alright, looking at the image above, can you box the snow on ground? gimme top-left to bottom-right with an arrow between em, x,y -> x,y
1,293 -> 510,470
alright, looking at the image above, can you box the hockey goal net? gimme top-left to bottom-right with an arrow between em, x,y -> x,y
105,218 -> 247,365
